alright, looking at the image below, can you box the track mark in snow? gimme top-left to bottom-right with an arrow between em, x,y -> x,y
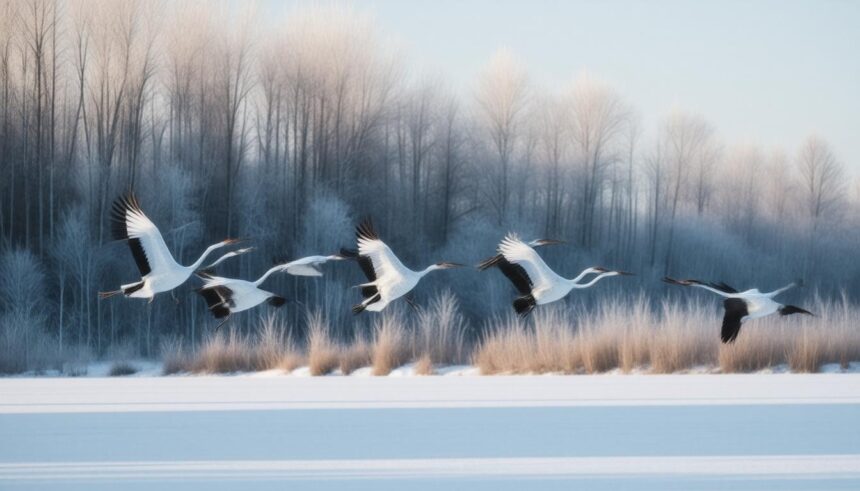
2,455 -> 860,481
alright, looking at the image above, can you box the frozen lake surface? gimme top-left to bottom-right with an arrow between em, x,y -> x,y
1,374 -> 859,490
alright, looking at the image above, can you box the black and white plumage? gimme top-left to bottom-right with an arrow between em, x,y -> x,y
99,193 -> 243,302
479,234 -> 633,316
662,277 -> 813,343
197,254 -> 345,328
342,219 -> 462,314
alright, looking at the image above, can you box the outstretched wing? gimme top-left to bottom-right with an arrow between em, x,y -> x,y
355,218 -> 411,281
497,234 -> 556,293
196,275 -> 233,319
110,194 -> 179,277
279,255 -> 333,277
721,298 -> 748,343
340,248 -> 378,299
478,253 -> 533,296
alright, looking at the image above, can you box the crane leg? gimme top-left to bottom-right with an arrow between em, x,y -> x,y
214,315 -> 231,332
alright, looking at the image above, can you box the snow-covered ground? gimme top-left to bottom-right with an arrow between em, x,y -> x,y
1,375 -> 859,490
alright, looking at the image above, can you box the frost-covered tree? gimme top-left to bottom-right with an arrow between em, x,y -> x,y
797,135 -> 845,227
475,50 -> 528,225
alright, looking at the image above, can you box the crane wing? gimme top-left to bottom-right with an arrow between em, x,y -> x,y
196,273 -> 233,318
477,253 -> 533,295
497,234 -> 555,293
111,194 -> 179,277
721,298 -> 748,343
197,286 -> 232,319
340,248 -> 379,299
280,255 -> 332,277
196,272 -> 233,289
355,219 -> 410,281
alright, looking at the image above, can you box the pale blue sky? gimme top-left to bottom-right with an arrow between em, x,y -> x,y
267,0 -> 859,172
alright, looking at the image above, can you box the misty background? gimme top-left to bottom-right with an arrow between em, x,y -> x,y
0,1 -> 858,363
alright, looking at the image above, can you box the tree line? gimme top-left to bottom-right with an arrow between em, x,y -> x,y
0,1 -> 857,362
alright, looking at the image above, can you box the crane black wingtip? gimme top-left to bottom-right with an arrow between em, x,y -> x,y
268,296 -> 287,308
513,295 -> 536,317
339,248 -> 359,259
477,254 -> 503,271
211,304 -> 230,319
356,218 -> 379,241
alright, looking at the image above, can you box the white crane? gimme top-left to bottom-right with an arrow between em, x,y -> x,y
99,194 -> 243,302
479,234 -> 632,316
198,254 -> 345,328
663,277 -> 812,343
343,219 -> 462,313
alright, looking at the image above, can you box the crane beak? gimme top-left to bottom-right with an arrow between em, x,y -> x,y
615,270 -> 635,276
437,262 -> 464,269
223,238 -> 246,246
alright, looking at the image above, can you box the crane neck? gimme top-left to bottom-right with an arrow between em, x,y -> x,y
254,264 -> 285,287
569,272 -> 617,289
188,242 -> 227,271
570,267 -> 598,285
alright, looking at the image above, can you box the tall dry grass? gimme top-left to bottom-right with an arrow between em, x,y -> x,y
474,296 -> 858,375
161,315 -> 303,374
338,333 -> 371,374
190,330 -> 259,373
307,310 -> 340,375
473,308 -> 581,374
648,301 -> 716,373
161,294 -> 860,375
371,310 -> 411,375
413,291 -> 470,366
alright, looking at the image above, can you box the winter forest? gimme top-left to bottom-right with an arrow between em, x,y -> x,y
1,0 -> 858,373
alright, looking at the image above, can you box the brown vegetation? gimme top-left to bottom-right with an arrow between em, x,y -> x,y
156,295 -> 859,376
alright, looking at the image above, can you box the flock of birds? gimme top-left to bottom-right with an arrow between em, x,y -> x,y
99,194 -> 813,344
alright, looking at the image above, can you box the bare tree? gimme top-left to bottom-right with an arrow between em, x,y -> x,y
535,93 -> 569,236
796,135 -> 846,275
797,135 -> 845,227
475,50 -> 528,225
212,5 -> 256,237
659,108 -> 715,274
565,74 -> 628,248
